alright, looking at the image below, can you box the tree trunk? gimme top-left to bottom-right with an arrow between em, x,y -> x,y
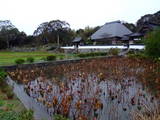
6,40 -> 9,48
6,35 -> 10,48
57,34 -> 60,48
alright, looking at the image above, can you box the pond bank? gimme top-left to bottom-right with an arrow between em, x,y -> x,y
1,56 -> 119,71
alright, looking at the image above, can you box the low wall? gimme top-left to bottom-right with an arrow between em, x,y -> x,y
0,56 -> 116,71
62,45 -> 144,53
64,48 -> 110,53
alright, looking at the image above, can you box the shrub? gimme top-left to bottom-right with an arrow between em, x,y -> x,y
0,69 -> 7,86
77,53 -> 88,58
127,50 -> 146,59
46,55 -> 57,61
128,53 -> 148,59
0,111 -> 18,120
18,110 -> 34,120
77,52 -> 107,58
3,86 -> 14,99
26,57 -> 34,63
144,28 -> 160,58
0,109 -> 34,120
1,85 -> 13,93
127,50 -> 136,55
0,100 -> 6,107
59,55 -> 65,60
108,48 -> 119,56
46,46 -> 57,51
6,91 -> 14,99
41,57 -> 46,61
54,114 -> 69,120
1,87 -> 8,93
15,59 -> 25,64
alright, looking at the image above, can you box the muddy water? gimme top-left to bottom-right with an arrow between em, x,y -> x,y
24,73 -> 159,120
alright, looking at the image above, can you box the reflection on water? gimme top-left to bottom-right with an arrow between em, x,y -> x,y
24,73 -> 159,120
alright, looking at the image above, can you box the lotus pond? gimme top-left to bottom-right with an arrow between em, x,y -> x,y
8,57 -> 160,120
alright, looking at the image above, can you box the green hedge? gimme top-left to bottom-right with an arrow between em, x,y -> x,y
26,57 -> 34,63
15,59 -> 25,64
77,52 -> 107,58
46,55 -> 57,61
127,53 -> 148,59
108,48 -> 119,56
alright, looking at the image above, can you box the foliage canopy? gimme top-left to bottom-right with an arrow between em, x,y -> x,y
144,28 -> 160,58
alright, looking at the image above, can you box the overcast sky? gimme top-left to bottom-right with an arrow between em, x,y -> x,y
0,0 -> 159,35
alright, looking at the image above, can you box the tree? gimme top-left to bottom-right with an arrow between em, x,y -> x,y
144,28 -> 160,58
12,32 -> 27,46
0,20 -> 21,49
136,10 -> 160,30
0,20 -> 16,30
76,26 -> 100,45
0,36 -> 7,49
0,27 -> 20,48
33,20 -> 72,46
25,35 -> 35,45
123,22 -> 136,32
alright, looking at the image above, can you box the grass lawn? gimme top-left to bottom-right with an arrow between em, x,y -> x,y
0,51 -> 55,66
0,89 -> 34,120
0,90 -> 25,112
0,51 -> 107,66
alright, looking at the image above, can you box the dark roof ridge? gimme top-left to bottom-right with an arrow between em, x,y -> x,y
105,20 -> 121,25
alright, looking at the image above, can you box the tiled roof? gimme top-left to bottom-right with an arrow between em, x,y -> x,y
91,21 -> 132,40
